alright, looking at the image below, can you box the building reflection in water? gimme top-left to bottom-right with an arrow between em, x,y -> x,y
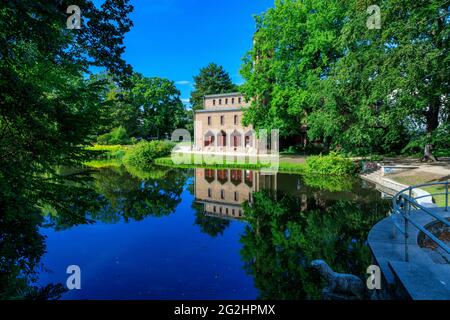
194,168 -> 277,220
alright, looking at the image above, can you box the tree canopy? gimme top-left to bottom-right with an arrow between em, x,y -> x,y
0,0 -> 133,298
96,72 -> 187,139
241,0 -> 449,155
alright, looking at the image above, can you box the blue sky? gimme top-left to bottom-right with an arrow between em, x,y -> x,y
120,0 -> 274,106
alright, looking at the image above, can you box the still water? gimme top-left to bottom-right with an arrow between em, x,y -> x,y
32,166 -> 388,299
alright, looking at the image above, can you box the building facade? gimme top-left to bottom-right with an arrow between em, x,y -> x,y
193,92 -> 258,153
194,168 -> 277,220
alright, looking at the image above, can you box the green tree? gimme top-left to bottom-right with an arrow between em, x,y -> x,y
240,0 -> 347,138
97,73 -> 187,139
0,0 -> 133,298
89,72 -> 142,137
130,74 -> 185,139
307,0 -> 449,155
190,63 -> 237,111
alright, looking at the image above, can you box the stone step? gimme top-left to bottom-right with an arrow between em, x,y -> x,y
389,260 -> 450,300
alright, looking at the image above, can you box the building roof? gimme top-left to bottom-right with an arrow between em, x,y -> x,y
204,92 -> 242,99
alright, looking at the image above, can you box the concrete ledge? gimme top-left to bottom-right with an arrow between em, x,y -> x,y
381,165 -> 419,176
368,207 -> 450,299
360,170 -> 435,207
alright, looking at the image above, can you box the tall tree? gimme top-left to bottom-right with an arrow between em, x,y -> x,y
96,73 -> 187,139
190,63 -> 237,111
307,0 -> 449,154
0,0 -> 133,298
240,0 -> 347,138
242,0 -> 449,155
130,74 -> 186,139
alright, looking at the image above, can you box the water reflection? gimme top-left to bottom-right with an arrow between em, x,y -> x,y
90,166 -> 187,222
1,166 -> 390,300
193,168 -> 390,299
194,169 -> 277,221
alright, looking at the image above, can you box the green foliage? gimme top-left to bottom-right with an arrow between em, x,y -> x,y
303,153 -> 357,176
240,0 -> 346,138
123,141 -> 175,169
85,144 -> 131,161
95,73 -> 187,139
190,63 -> 237,111
302,174 -> 354,192
0,0 -> 133,298
97,127 -> 131,145
242,0 -> 449,155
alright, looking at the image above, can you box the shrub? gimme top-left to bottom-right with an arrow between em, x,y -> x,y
123,140 -> 175,169
303,152 -> 357,176
97,127 -> 130,145
85,144 -> 130,160
302,174 -> 354,192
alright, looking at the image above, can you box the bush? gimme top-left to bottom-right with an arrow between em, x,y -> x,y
304,152 -> 357,176
302,174 -> 354,192
123,140 -> 175,169
97,127 -> 130,145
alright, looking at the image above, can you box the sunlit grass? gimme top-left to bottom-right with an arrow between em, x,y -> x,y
392,176 -> 448,207
83,159 -> 122,168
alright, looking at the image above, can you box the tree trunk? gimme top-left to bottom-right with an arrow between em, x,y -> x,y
425,102 -> 440,133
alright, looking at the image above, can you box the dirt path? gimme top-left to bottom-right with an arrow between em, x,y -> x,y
385,158 -> 450,207
387,160 -> 450,184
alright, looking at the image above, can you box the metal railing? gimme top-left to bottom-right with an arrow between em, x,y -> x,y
392,181 -> 450,262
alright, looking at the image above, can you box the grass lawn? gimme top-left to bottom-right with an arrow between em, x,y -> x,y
153,156 -> 305,173
84,145 -> 357,177
83,159 -> 122,168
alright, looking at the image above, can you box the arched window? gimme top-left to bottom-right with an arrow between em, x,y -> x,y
230,170 -> 242,186
204,131 -> 215,147
217,130 -> 227,147
244,130 -> 255,148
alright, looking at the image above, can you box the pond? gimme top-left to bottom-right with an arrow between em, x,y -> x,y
3,166 -> 390,300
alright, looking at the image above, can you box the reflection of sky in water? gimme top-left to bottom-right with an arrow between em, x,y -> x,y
38,187 -> 256,300
35,168 -> 388,300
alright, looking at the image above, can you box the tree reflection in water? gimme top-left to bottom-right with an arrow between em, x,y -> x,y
89,166 -> 187,223
240,191 -> 389,299
1,166 -> 389,300
0,165 -> 187,299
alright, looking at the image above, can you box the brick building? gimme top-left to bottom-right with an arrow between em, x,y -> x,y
193,92 -> 258,153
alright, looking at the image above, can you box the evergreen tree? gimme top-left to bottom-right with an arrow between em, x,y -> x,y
190,63 -> 237,111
